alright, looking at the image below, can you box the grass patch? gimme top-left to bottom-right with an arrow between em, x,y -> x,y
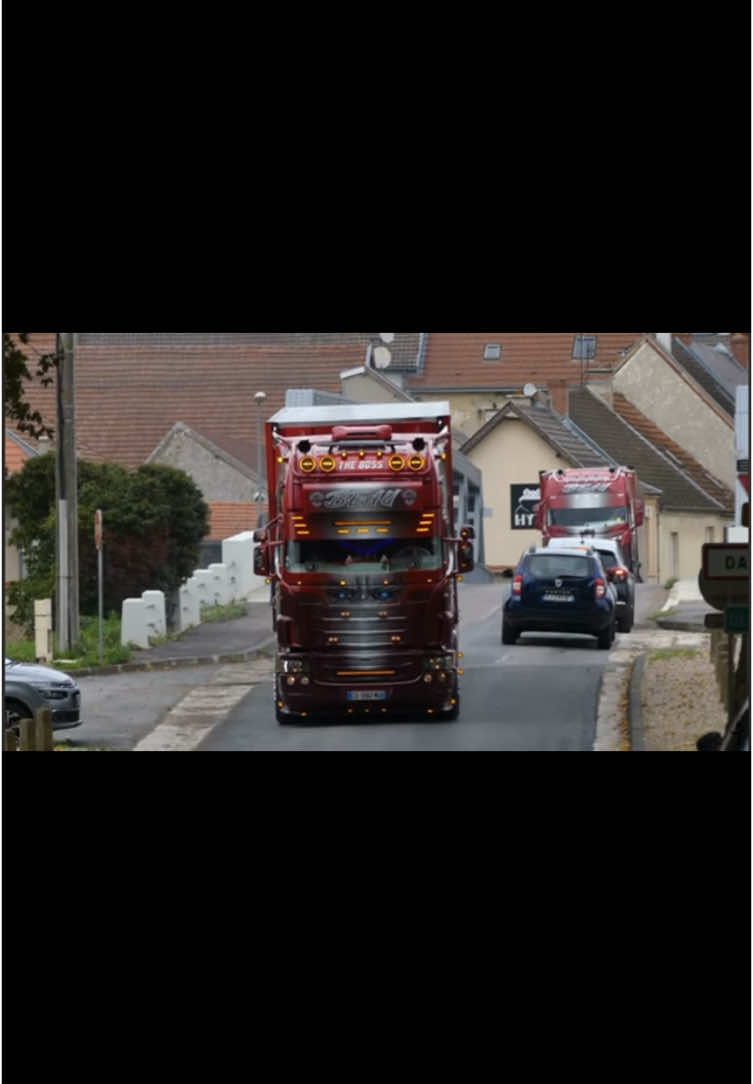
648,648 -> 701,662
647,607 -> 678,621
199,600 -> 248,623
7,612 -> 132,671
6,599 -> 249,672
54,740 -> 113,752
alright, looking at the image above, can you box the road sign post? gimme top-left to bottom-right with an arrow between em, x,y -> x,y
95,510 -> 104,661
698,543 -> 750,735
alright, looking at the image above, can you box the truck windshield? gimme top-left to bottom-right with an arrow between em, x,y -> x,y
549,506 -> 628,528
285,513 -> 443,573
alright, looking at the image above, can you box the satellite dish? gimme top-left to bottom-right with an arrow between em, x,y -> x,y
379,333 -> 395,344
523,382 -> 537,398
373,345 -> 392,369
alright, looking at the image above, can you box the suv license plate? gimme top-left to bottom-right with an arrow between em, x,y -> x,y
542,593 -> 575,603
347,690 -> 387,702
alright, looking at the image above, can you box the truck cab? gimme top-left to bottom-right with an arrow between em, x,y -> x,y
255,403 -> 474,723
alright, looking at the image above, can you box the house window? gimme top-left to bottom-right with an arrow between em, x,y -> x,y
572,335 -> 597,361
483,343 -> 502,361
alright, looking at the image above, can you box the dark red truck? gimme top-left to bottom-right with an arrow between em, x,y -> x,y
534,466 -> 644,577
254,403 -> 474,723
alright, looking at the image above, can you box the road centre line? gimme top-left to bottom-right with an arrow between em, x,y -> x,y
134,683 -> 255,752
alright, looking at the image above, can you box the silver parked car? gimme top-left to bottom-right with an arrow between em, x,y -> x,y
4,658 -> 82,731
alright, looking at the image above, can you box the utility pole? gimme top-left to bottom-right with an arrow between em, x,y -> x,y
55,333 -> 79,653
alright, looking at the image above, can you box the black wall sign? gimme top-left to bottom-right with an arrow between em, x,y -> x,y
511,484 -> 540,530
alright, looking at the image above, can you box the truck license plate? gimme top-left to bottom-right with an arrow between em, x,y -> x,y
347,690 -> 387,702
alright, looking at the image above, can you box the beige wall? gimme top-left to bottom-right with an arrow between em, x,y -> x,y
449,393 -> 510,441
340,372 -> 405,405
658,510 -> 730,583
467,418 -> 568,569
614,341 -> 735,488
153,432 -> 256,502
642,498 -> 660,584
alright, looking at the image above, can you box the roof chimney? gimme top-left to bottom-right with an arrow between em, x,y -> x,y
548,380 -> 569,417
729,333 -> 749,369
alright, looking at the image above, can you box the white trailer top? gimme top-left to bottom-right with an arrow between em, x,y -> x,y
268,402 -> 450,426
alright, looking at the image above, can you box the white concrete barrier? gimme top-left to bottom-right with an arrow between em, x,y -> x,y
207,563 -> 232,606
222,532 -> 254,599
178,583 -> 201,631
142,590 -> 166,639
192,570 -> 214,607
121,598 -> 150,648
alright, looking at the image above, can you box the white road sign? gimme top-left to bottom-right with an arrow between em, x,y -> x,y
703,544 -> 749,580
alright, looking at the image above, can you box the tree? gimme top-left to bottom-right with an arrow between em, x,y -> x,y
5,455 -> 210,633
3,332 -> 58,441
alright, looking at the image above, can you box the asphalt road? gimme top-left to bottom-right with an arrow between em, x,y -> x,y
199,583 -> 614,751
67,581 -> 667,751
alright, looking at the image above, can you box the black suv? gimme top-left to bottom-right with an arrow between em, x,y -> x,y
502,546 -> 617,649
546,536 -> 635,632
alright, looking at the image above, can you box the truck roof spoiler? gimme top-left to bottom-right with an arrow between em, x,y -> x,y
269,402 -> 450,427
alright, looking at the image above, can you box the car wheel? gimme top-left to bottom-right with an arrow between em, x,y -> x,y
618,606 -> 634,633
4,698 -> 33,738
502,621 -> 518,645
597,624 -> 613,650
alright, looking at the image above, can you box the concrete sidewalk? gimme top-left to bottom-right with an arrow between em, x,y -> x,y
655,577 -> 718,632
71,582 -> 276,677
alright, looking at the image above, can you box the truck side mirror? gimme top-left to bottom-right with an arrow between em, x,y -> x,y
254,544 -> 270,577
458,542 -> 475,573
635,499 -> 645,527
458,526 -> 475,573
532,503 -> 542,531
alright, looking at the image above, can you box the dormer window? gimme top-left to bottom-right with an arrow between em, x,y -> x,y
483,343 -> 502,361
573,334 -> 597,360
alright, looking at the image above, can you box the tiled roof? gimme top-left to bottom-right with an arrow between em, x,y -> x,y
684,340 -> 748,399
669,338 -> 736,416
4,429 -> 40,475
406,333 -> 645,391
612,394 -> 734,511
569,388 -> 733,512
18,335 -> 373,470
18,334 -> 728,488
460,399 -> 611,468
207,501 -> 265,541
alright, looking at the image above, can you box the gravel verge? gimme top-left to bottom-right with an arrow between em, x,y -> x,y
639,645 -> 727,752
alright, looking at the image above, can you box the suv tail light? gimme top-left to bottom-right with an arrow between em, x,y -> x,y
613,567 -> 628,581
512,574 -> 523,596
595,577 -> 606,600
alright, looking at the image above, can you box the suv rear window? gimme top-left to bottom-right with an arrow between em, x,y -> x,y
525,555 -> 591,579
594,550 -> 618,570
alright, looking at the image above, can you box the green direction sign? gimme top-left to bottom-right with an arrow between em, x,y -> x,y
725,605 -> 749,634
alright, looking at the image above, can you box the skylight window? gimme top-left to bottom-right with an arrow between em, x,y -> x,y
483,343 -> 502,361
573,335 -> 597,360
